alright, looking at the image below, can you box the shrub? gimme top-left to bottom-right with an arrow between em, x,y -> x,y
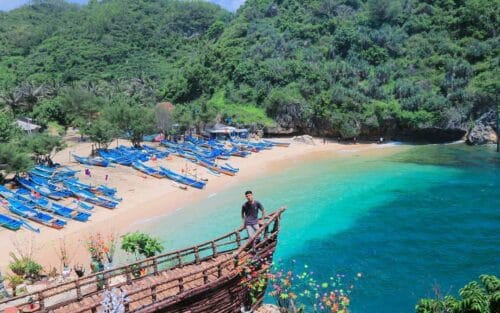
415,275 -> 500,313
8,253 -> 43,279
121,232 -> 164,259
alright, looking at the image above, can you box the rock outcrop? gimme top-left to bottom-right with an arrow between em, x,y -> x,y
292,135 -> 315,145
265,105 -> 497,145
466,109 -> 497,145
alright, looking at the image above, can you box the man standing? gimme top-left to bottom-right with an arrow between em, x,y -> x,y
241,191 -> 265,239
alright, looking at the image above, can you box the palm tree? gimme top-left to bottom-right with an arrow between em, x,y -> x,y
18,83 -> 49,112
0,89 -> 23,113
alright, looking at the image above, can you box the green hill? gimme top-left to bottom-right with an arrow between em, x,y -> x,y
0,0 -> 498,143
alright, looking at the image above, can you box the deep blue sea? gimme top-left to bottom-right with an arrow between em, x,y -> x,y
138,143 -> 500,313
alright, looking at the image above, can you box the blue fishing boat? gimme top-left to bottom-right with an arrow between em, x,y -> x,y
3,198 -> 66,229
72,199 -> 94,211
0,212 -> 23,231
16,177 -> 66,200
116,146 -> 150,161
15,190 -> 91,222
141,145 -> 170,159
63,178 -> 118,198
30,168 -> 56,180
72,153 -> 110,167
97,149 -> 134,166
132,161 -> 164,178
195,157 -> 238,176
0,210 -> 39,233
159,166 -> 206,189
27,175 -> 73,197
33,166 -> 79,179
67,185 -> 119,209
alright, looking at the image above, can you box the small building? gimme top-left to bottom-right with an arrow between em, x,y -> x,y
16,117 -> 41,134
208,123 -> 248,140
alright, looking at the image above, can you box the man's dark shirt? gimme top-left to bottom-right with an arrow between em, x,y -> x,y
241,201 -> 263,226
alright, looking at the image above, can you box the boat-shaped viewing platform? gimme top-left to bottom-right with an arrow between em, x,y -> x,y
0,208 -> 285,313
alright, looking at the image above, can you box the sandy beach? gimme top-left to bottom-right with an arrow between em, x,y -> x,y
0,137 -> 403,273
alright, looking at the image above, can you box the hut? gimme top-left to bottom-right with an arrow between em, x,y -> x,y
15,117 -> 41,134
209,123 -> 248,140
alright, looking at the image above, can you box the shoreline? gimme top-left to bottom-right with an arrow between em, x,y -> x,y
0,137 -> 406,273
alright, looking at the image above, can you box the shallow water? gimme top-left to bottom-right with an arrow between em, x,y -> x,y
141,143 -> 500,313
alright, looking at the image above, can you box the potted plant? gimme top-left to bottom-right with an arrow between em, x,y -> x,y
103,233 -> 117,269
55,238 -> 76,279
74,264 -> 85,278
8,254 -> 42,282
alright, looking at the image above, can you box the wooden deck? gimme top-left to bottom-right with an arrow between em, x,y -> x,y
0,208 -> 285,313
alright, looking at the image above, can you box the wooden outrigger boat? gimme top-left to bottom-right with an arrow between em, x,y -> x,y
72,153 -> 110,167
0,208 -> 285,313
132,161 -> 165,179
195,157 -> 238,176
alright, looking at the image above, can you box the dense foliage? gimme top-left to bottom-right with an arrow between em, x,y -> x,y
0,0 -> 498,143
415,275 -> 500,313
121,231 -> 164,259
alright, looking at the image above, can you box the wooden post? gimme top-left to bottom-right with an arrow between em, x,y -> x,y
272,218 -> 279,233
177,252 -> 182,266
203,270 -> 208,284
233,256 -> 239,270
38,292 -> 45,310
153,258 -> 159,275
194,247 -> 200,264
211,241 -> 217,257
104,271 -> 110,290
151,285 -> 157,302
217,263 -> 222,278
179,278 -> 184,293
264,224 -> 270,239
126,266 -> 132,285
235,232 -> 241,247
76,280 -> 82,301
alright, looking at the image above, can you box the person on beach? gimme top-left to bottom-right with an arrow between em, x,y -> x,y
241,191 -> 265,240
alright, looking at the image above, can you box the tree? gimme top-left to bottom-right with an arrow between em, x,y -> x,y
0,144 -> 33,183
22,133 -> 66,165
154,103 -> 173,136
104,103 -> 155,147
31,97 -> 70,128
60,87 -> 104,133
0,111 -> 15,143
120,232 -> 163,260
86,117 -> 117,150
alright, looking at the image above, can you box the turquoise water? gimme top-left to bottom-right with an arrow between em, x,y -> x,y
139,143 -> 500,313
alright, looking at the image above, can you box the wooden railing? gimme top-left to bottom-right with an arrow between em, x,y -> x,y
0,208 -> 285,313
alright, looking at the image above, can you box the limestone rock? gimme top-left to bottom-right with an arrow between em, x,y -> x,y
467,109 -> 497,145
292,135 -> 315,145
467,124 -> 497,145
265,125 -> 295,136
